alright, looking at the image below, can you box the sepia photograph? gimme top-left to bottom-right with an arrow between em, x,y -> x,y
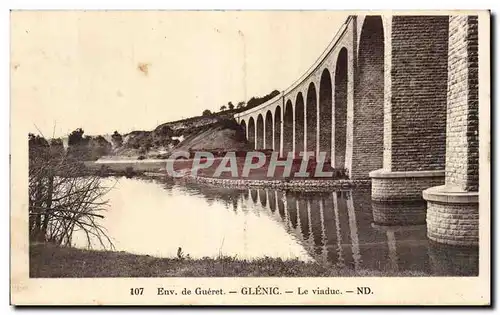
10,9 -> 490,305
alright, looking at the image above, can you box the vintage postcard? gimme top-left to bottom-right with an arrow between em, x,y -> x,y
10,10 -> 490,306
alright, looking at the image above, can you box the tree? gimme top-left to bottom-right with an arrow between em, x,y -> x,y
29,133 -> 113,248
247,90 -> 280,109
67,128 -> 111,161
111,131 -> 123,148
155,125 -> 173,136
228,102 -> 234,110
49,138 -> 65,157
68,128 -> 85,146
202,109 -> 212,116
67,128 -> 91,160
220,105 -> 227,111
236,101 -> 245,109
88,136 -> 112,160
29,133 -> 49,148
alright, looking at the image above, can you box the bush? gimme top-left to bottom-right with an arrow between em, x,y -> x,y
125,166 -> 135,178
111,131 -> 123,148
29,133 -> 113,248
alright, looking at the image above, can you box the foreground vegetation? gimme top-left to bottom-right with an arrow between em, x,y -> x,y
30,244 -> 428,278
29,134 -> 113,247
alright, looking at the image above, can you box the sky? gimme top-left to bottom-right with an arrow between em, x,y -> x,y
11,11 -> 347,138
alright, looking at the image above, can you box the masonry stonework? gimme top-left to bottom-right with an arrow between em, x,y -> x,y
351,16 -> 385,179
371,172 -> 444,202
444,16 -> 479,192
372,201 -> 427,225
423,15 -> 479,247
426,200 -> 478,246
390,16 -> 449,172
370,16 -> 450,203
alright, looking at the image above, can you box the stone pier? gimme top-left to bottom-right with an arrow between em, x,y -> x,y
369,16 -> 450,206
423,16 -> 479,246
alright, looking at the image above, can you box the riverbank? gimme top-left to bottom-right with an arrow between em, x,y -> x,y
86,156 -> 348,179
84,158 -> 370,190
84,159 -> 166,173
179,174 -> 370,191
30,244 -> 427,277
86,156 -> 360,179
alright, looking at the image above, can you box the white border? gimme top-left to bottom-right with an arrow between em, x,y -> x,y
4,1 -> 498,313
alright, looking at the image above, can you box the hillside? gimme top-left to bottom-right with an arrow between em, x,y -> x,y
98,89 -> 279,159
172,119 -> 250,153
107,117 -> 249,160
153,89 -> 280,136
154,111 -> 235,137
39,90 -> 278,161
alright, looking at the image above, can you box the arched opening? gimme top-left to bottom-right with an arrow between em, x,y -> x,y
256,114 -> 264,150
248,117 -> 256,149
265,111 -> 273,150
283,100 -> 294,156
319,69 -> 333,163
274,106 -> 282,154
334,48 -> 348,170
354,16 -> 385,177
306,83 -> 317,155
295,93 -> 305,157
240,119 -> 247,140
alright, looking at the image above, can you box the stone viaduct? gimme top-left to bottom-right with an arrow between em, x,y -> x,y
234,15 -> 480,246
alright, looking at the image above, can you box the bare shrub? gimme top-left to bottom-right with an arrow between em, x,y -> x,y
29,133 -> 114,249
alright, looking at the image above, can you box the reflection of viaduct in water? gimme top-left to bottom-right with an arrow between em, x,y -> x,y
236,15 -> 480,246
243,188 -> 477,275
166,182 -> 478,275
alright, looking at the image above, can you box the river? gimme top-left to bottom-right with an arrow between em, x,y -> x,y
72,176 -> 478,276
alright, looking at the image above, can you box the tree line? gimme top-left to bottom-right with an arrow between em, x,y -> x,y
202,89 -> 280,116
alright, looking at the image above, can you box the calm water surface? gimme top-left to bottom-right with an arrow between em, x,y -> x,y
73,177 -> 478,276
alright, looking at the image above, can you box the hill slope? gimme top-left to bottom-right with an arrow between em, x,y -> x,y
172,119 -> 250,153
108,117 -> 250,159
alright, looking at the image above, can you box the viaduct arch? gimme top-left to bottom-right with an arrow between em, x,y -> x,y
233,15 -> 480,246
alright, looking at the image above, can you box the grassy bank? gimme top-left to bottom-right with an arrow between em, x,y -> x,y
30,244 -> 427,277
